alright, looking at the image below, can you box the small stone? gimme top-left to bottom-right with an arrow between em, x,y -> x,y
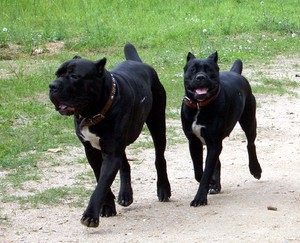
267,206 -> 277,211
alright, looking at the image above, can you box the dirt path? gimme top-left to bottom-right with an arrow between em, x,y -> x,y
1,57 -> 300,242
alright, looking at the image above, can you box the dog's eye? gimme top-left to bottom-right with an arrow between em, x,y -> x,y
70,74 -> 78,79
203,64 -> 210,72
190,67 -> 196,73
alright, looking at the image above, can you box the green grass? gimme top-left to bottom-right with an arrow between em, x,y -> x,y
0,0 -> 299,208
253,77 -> 299,95
3,186 -> 92,208
1,0 -> 299,59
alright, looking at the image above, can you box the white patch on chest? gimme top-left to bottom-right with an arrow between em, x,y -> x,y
80,126 -> 101,150
192,111 -> 206,145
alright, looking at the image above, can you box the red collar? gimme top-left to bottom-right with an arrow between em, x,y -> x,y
183,86 -> 220,109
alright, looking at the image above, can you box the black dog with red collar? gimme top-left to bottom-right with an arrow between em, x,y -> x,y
49,43 -> 171,227
181,51 -> 262,206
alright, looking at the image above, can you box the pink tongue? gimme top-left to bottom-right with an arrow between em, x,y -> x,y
59,105 -> 75,111
195,88 -> 208,95
59,105 -> 67,109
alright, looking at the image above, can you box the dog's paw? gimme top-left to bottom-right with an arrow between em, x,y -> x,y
81,215 -> 99,228
157,184 -> 171,202
208,184 -> 221,194
252,172 -> 261,180
249,162 -> 262,180
100,204 -> 117,217
208,188 -> 221,194
117,193 -> 133,207
190,198 -> 207,207
158,191 -> 171,202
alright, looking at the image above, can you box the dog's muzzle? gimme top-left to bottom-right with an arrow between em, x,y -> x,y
49,81 -> 77,116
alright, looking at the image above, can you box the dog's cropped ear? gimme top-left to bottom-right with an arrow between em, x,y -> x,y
73,55 -> 82,59
187,52 -> 196,62
208,52 -> 218,63
95,58 -> 107,75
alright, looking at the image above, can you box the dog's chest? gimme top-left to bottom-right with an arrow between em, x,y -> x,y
192,111 -> 206,145
80,126 -> 101,150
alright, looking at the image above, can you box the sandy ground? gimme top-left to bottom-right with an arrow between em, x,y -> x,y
1,56 -> 299,242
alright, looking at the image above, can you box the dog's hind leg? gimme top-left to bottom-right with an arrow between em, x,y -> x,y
146,81 -> 171,202
209,158 -> 221,194
118,152 -> 133,207
239,94 -> 262,179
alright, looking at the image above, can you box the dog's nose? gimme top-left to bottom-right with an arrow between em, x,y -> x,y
196,74 -> 206,81
49,82 -> 58,91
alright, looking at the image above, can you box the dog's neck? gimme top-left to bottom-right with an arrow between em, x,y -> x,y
78,74 -> 116,129
183,85 -> 221,109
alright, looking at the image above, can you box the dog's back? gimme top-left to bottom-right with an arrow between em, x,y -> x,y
124,43 -> 143,62
230,59 -> 243,74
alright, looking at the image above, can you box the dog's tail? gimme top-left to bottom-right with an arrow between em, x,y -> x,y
124,43 -> 143,62
230,59 -> 243,74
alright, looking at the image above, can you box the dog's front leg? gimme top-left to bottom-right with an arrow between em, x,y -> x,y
190,142 -> 222,206
81,156 -> 121,228
82,143 -> 117,217
188,135 -> 204,183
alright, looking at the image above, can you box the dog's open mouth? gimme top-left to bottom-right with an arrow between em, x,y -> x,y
49,95 -> 77,116
188,87 -> 209,101
57,104 -> 76,115
195,88 -> 208,95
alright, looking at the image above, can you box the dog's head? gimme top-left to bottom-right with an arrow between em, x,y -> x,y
49,56 -> 107,116
183,52 -> 220,102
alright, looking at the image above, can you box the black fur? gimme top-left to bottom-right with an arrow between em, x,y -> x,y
181,51 -> 262,206
49,43 -> 171,227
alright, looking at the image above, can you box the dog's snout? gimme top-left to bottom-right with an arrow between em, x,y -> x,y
196,74 -> 206,81
49,82 -> 59,91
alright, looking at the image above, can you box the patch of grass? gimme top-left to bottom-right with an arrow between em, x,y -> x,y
130,128 -> 153,150
253,77 -> 299,95
167,123 -> 186,146
0,213 -> 10,225
74,171 -> 94,185
129,120 -> 186,151
1,165 -> 41,188
1,0 -> 299,58
3,186 -> 92,208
